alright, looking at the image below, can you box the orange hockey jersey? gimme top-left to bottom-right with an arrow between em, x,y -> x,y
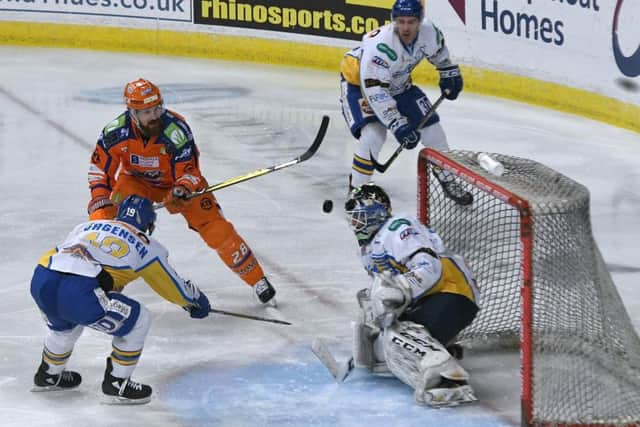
88,109 -> 204,201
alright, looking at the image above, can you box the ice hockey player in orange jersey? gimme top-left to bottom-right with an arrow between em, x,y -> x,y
87,78 -> 276,305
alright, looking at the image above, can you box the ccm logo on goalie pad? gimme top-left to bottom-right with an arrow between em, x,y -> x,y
391,332 -> 441,357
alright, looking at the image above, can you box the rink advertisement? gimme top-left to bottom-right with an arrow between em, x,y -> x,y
430,0 -> 639,104
193,0 -> 391,41
0,0 -> 637,130
0,0 -> 191,21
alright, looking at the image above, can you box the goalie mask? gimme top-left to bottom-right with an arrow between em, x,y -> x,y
345,184 -> 392,246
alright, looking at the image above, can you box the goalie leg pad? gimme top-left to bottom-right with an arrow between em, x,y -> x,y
382,321 -> 472,405
352,317 -> 376,367
353,288 -> 388,372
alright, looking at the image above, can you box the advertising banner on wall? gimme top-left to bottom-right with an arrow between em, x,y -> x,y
0,0 -> 191,21
193,0 -> 392,41
429,0 -> 639,102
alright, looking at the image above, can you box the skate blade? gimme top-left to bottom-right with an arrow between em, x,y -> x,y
31,385 -> 70,392
100,395 -> 152,405
264,297 -> 278,308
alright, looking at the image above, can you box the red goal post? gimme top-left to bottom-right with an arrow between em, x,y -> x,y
417,148 -> 640,427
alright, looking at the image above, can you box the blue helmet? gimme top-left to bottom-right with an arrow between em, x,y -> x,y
391,0 -> 424,21
116,195 -> 157,235
345,184 -> 392,246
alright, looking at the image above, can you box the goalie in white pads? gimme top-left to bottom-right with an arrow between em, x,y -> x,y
345,184 -> 480,407
29,195 -> 211,404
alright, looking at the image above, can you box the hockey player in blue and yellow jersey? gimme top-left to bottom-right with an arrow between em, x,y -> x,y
30,195 -> 210,404
340,0 -> 472,205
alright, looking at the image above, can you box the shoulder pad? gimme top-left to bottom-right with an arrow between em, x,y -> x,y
100,113 -> 130,148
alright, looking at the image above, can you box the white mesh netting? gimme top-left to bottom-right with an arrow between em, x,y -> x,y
420,150 -> 640,426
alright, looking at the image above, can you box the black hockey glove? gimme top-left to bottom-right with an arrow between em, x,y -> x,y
189,290 -> 211,319
389,118 -> 420,149
438,65 -> 463,100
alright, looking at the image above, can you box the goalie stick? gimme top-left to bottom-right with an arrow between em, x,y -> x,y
311,337 -> 355,383
155,115 -> 330,209
370,93 -> 447,173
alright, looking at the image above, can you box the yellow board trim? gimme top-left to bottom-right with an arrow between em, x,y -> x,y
1,21 -> 637,133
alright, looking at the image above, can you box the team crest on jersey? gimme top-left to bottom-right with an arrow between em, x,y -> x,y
130,154 -> 159,168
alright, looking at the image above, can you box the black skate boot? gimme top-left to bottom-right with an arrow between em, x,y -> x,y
32,360 -> 82,392
101,357 -> 152,405
434,167 -> 473,206
253,277 -> 277,306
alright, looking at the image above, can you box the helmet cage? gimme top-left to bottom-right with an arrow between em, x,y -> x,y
346,199 -> 390,244
345,184 -> 392,245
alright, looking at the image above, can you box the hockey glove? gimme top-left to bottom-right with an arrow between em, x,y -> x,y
371,272 -> 409,329
438,65 -> 463,100
189,289 -> 210,319
163,185 -> 192,214
88,195 -> 117,219
389,118 -> 420,149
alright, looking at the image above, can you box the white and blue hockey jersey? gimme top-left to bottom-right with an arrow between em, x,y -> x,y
360,214 -> 479,305
38,220 -> 199,308
341,18 -> 454,129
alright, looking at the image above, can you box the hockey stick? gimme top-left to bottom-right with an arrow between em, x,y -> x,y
311,337 -> 355,382
155,115 -> 330,209
210,308 -> 291,325
370,93 -> 447,173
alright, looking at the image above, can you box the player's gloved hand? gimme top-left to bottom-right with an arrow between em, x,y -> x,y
371,272 -> 408,329
389,117 -> 420,149
88,195 -> 117,219
189,289 -> 211,319
438,64 -> 463,100
163,185 -> 191,214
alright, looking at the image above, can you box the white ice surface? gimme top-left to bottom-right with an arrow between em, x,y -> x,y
0,46 -> 638,427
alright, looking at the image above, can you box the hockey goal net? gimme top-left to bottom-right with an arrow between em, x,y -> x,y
417,148 -> 640,427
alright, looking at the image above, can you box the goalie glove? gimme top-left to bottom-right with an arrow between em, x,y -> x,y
371,271 -> 412,329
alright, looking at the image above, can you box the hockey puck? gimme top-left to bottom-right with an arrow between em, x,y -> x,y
322,199 -> 333,214
615,77 -> 640,93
